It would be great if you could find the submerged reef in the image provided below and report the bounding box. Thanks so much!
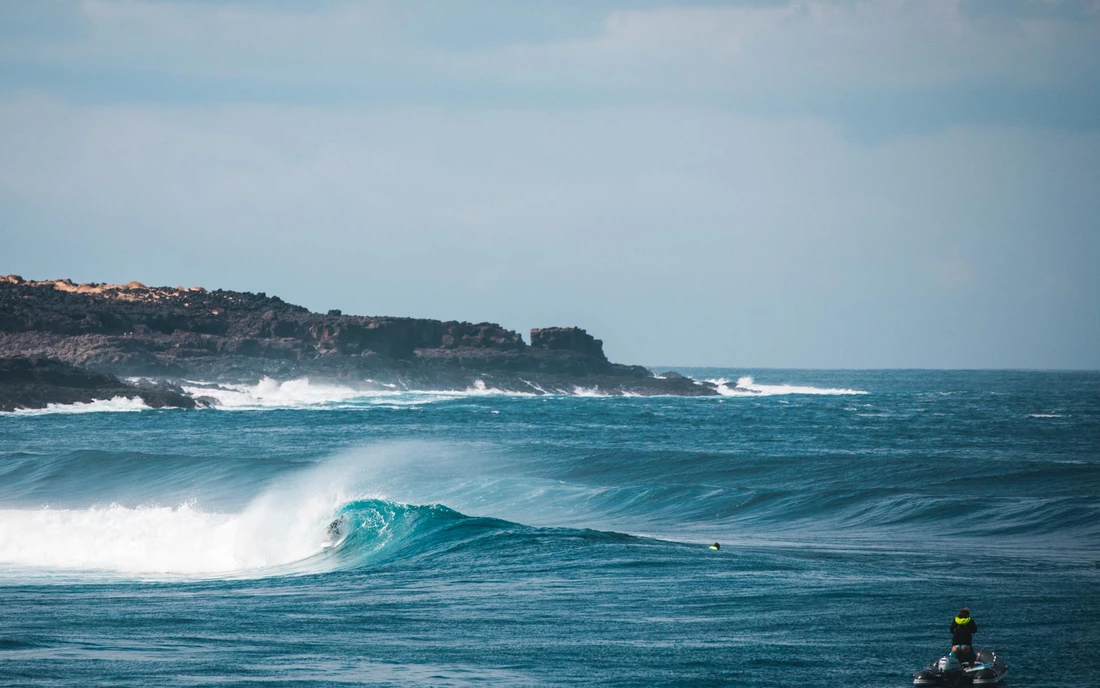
[0,275,719,399]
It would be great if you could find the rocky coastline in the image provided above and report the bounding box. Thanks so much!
[0,357,195,412]
[0,275,721,410]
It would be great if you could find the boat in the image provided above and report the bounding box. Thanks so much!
[913,648,1008,686]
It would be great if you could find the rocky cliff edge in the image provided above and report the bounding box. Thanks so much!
[0,275,717,396]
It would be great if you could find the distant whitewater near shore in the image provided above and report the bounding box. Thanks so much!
[710,375,868,397]
[10,396,154,416]
[10,372,870,414]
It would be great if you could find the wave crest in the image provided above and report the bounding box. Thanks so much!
[0,496,476,579]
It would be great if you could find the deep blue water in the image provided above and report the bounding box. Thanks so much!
[1,369,1098,686]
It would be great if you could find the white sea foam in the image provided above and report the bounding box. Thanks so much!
[180,377,546,410]
[182,377,364,409]
[570,386,646,397]
[711,376,868,397]
[464,380,535,397]
[572,386,609,397]
[1028,413,1065,418]
[519,379,551,394]
[0,466,363,577]
[8,396,152,416]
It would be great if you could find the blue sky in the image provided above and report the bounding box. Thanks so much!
[1,0,1098,368]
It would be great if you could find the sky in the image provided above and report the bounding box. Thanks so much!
[1,0,1098,369]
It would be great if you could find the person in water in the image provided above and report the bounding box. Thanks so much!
[949,608,978,664]
[327,518,342,540]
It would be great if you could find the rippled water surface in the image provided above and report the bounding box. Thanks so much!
[1,370,1097,686]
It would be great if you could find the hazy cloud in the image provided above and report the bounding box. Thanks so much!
[2,1,1098,131]
[1,1,1098,367]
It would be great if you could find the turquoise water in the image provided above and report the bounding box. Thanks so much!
[1,370,1098,686]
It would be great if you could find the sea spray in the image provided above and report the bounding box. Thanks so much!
[712,375,868,396]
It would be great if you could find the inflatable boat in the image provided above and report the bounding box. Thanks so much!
[913,648,1008,686]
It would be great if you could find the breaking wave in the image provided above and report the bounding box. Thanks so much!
[0,448,496,579]
[1,424,1096,582]
[178,377,604,410]
[181,377,365,409]
[712,376,868,397]
[9,396,152,416]
[0,497,481,579]
[0,442,656,581]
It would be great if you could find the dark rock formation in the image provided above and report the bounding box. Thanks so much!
[0,275,719,397]
[0,357,196,412]
[530,327,606,360]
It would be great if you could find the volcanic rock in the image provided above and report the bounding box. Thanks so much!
[0,276,719,397]
[0,357,196,412]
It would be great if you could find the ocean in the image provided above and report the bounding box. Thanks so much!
[1,369,1097,686]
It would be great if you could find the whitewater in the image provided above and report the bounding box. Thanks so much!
[1,369,1097,686]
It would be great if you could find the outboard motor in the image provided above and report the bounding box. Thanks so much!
[914,654,965,687]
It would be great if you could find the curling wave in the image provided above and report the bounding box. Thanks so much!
[0,496,492,579]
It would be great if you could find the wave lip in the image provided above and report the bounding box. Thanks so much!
[711,376,868,397]
[8,396,151,416]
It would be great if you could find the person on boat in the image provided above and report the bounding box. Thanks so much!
[949,608,978,664]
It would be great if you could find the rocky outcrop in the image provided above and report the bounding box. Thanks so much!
[0,276,523,358]
[0,357,196,412]
[0,276,719,396]
[530,327,606,361]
